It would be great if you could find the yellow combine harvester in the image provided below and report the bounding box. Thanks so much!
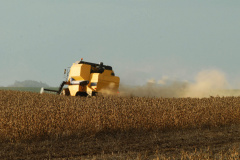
[40,59,120,96]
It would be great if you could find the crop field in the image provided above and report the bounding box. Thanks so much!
[0,87,58,93]
[1,90,240,159]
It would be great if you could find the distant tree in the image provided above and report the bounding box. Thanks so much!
[8,80,50,87]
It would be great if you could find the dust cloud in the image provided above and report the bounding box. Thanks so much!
[119,69,240,98]
[99,82,119,95]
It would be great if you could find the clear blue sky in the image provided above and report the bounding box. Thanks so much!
[1,0,240,87]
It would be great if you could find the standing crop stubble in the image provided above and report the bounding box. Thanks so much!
[1,90,240,142]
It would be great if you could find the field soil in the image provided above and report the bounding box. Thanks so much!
[1,125,240,159]
[1,90,240,159]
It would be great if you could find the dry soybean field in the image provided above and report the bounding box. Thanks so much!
[1,90,240,159]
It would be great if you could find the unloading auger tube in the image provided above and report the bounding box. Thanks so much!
[40,80,90,94]
[40,81,66,95]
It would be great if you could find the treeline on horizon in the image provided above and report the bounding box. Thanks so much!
[7,80,50,88]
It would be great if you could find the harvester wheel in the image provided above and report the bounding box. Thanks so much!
[61,88,70,96]
[76,92,88,97]
[92,92,98,96]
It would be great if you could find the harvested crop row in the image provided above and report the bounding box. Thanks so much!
[0,90,240,142]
